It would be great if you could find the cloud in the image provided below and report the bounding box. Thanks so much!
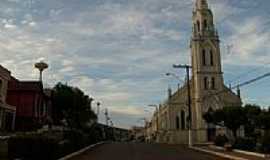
[0,0,270,128]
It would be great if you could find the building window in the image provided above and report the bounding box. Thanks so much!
[181,111,185,130]
[0,80,2,98]
[204,77,208,90]
[211,77,216,90]
[197,21,200,31]
[176,116,180,130]
[210,50,214,66]
[203,20,207,30]
[0,79,2,89]
[202,49,206,66]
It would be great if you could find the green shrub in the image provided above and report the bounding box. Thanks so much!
[8,133,59,160]
[259,132,270,153]
[8,130,101,160]
[214,135,228,147]
[233,137,256,151]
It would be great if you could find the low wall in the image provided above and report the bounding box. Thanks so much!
[0,136,9,159]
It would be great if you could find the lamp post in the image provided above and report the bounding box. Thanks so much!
[105,108,109,126]
[35,61,48,83]
[173,64,193,147]
[148,104,159,142]
[137,117,146,140]
[96,102,101,120]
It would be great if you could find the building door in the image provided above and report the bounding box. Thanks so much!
[207,123,216,142]
[5,112,14,131]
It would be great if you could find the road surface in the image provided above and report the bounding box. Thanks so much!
[69,142,228,160]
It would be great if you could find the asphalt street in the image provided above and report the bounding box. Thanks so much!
[69,142,229,160]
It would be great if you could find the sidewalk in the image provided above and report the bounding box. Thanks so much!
[191,146,269,160]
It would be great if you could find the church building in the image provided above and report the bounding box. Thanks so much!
[149,0,242,144]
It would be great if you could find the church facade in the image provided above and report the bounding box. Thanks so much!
[147,0,242,144]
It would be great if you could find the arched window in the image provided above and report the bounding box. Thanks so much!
[204,77,208,90]
[202,49,206,66]
[197,21,200,32]
[181,111,185,130]
[176,116,180,130]
[211,77,215,90]
[0,80,2,97]
[203,20,207,30]
[210,50,214,66]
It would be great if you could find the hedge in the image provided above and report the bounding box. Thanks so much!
[8,130,99,160]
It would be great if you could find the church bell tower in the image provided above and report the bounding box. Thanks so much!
[191,0,225,142]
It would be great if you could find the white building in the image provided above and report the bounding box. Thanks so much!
[147,0,242,144]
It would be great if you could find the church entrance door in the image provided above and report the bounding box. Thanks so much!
[207,123,216,142]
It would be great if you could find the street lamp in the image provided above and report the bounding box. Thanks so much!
[165,72,185,84]
[173,64,193,147]
[148,104,159,142]
[96,102,101,118]
[35,61,48,83]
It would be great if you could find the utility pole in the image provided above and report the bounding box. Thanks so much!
[173,64,192,147]
[105,108,109,126]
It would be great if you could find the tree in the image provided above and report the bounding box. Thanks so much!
[203,106,246,138]
[243,104,261,137]
[223,106,246,138]
[257,111,270,130]
[52,83,97,129]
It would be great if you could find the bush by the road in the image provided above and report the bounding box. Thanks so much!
[214,135,228,147]
[8,129,102,160]
[233,137,256,151]
[8,133,59,160]
[258,131,270,153]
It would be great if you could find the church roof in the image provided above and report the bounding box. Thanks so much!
[161,79,241,109]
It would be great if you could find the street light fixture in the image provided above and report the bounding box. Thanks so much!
[96,102,101,116]
[35,61,48,83]
[165,72,185,84]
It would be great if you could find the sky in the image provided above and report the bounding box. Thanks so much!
[0,0,270,129]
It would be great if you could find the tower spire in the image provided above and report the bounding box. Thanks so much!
[196,0,209,10]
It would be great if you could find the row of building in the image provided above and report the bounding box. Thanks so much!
[0,65,51,132]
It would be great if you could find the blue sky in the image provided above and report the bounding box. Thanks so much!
[0,0,270,128]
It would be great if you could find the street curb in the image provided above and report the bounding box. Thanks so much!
[209,145,269,158]
[233,149,268,158]
[190,146,249,160]
[58,142,105,160]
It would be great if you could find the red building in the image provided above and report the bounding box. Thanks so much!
[0,66,16,131]
[6,77,52,131]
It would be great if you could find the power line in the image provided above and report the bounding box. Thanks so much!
[202,72,270,102]
[226,67,263,85]
[226,60,270,85]
[236,72,270,89]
